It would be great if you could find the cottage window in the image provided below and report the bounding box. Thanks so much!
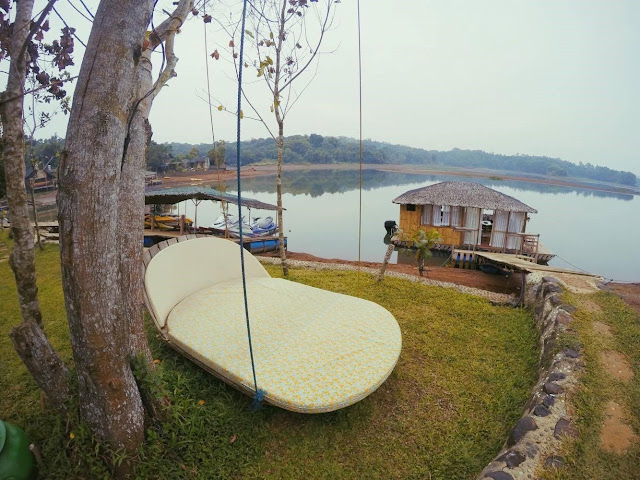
[406,204,416,212]
[422,205,432,225]
[451,206,461,227]
[432,205,450,226]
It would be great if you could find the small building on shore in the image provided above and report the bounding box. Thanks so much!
[392,181,553,263]
[184,156,210,170]
[25,162,57,191]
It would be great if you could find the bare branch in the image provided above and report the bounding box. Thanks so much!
[52,5,88,47]
[148,0,193,50]
[280,0,334,92]
[66,0,94,22]
[76,0,95,19]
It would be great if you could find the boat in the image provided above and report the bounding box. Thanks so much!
[248,216,278,237]
[211,214,278,238]
[144,213,193,231]
[143,186,286,254]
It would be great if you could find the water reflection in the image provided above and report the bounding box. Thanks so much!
[237,169,635,201]
[31,168,639,282]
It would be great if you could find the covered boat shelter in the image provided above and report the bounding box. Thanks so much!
[145,185,279,230]
[145,185,279,210]
[392,181,550,261]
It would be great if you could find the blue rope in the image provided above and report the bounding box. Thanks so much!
[235,0,264,410]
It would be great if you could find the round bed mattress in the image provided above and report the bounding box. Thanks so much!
[166,277,402,413]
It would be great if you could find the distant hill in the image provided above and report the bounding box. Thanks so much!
[168,134,637,187]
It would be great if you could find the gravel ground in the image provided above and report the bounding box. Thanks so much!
[259,257,515,305]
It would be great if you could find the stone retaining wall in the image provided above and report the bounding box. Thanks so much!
[478,274,583,480]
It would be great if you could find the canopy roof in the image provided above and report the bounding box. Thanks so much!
[393,181,537,213]
[145,186,279,211]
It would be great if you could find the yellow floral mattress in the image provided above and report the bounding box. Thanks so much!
[166,277,402,413]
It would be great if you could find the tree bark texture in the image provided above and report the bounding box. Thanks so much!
[10,320,71,413]
[1,0,71,412]
[121,0,193,360]
[0,0,43,329]
[273,2,288,276]
[29,180,44,250]
[275,126,288,276]
[57,0,155,451]
[377,242,395,282]
[118,42,153,364]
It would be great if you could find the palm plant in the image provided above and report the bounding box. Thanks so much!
[409,228,442,276]
[377,227,442,281]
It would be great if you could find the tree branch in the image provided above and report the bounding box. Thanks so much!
[146,0,193,97]
[18,0,58,62]
[0,76,78,105]
[280,0,334,92]
[148,0,193,50]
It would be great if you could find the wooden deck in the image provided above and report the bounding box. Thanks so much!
[453,249,598,277]
[144,229,285,254]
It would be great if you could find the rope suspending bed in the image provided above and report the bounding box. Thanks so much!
[141,0,400,413]
[142,236,402,413]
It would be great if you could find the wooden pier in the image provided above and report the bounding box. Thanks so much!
[453,249,598,277]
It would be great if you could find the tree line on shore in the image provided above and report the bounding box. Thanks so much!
[167,134,637,186]
[1,132,635,201]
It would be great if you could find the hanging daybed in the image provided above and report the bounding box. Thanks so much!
[142,235,402,413]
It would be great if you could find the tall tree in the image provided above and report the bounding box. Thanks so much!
[56,0,194,452]
[146,140,173,170]
[0,0,73,414]
[223,0,336,275]
[207,139,226,169]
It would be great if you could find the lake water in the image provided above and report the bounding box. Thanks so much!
[173,169,639,282]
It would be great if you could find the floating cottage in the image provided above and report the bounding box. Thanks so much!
[392,181,554,263]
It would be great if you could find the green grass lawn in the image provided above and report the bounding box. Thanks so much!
[0,233,539,479]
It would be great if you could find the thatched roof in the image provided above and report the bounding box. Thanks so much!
[393,181,537,213]
[145,186,279,211]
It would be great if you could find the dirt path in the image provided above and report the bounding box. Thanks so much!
[608,283,640,316]
[259,250,523,296]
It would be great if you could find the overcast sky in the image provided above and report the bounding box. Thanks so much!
[32,1,640,174]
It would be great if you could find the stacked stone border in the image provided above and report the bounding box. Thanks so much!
[478,274,584,480]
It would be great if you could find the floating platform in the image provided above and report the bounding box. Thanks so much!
[453,250,598,277]
[144,229,286,254]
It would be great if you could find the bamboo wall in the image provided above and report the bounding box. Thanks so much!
[398,205,422,231]
[398,205,464,246]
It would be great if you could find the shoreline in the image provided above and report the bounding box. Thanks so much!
[31,163,637,208]
[158,163,639,196]
[27,163,639,294]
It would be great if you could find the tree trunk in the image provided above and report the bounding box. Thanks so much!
[275,123,288,276]
[10,320,71,413]
[377,242,395,282]
[0,0,44,330]
[29,180,44,250]
[57,0,155,452]
[119,47,154,365]
[0,0,71,412]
